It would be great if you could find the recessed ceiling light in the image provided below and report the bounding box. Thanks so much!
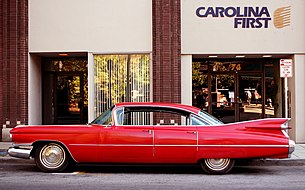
[236,55,245,58]
[208,55,218,58]
[58,53,68,56]
[263,55,272,58]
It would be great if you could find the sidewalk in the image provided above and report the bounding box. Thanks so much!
[0,142,305,166]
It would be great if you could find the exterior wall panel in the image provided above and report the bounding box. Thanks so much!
[181,0,305,54]
[29,0,152,53]
[152,0,181,103]
[0,0,28,140]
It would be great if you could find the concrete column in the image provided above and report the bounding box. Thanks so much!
[291,54,305,143]
[28,54,42,125]
[88,53,95,123]
[181,55,192,106]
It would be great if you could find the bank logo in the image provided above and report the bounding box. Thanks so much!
[273,6,291,29]
[196,6,291,29]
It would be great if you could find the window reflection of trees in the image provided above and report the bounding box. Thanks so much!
[212,75,234,91]
[192,62,208,88]
[94,54,150,117]
[56,76,81,112]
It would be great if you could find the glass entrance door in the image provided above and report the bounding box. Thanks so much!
[55,74,86,124]
[210,74,236,123]
[238,74,263,121]
[42,57,88,125]
[209,73,263,123]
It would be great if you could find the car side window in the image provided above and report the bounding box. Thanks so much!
[115,108,124,125]
[90,108,113,125]
[198,110,223,125]
[123,111,151,126]
[117,106,192,126]
[190,114,209,126]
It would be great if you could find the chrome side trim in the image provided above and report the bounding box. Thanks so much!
[8,146,33,159]
[69,144,154,147]
[69,144,290,148]
[197,144,289,148]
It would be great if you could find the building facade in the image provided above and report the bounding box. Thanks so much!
[1,0,305,143]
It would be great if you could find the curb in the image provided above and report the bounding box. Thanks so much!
[0,150,34,164]
[236,158,305,166]
[0,156,35,164]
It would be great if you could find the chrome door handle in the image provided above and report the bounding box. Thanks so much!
[187,131,197,134]
[143,130,152,135]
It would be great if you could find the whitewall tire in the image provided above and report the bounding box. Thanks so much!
[35,143,71,172]
[200,158,235,174]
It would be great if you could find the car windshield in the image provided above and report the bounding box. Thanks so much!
[198,110,223,125]
[90,107,113,125]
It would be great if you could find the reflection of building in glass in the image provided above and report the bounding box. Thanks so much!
[192,60,280,123]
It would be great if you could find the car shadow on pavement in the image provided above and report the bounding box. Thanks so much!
[72,164,266,175]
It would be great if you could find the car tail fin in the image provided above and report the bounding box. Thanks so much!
[244,118,290,130]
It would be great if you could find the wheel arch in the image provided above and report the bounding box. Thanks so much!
[30,140,77,163]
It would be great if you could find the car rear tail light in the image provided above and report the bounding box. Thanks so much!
[281,120,290,135]
[288,139,295,158]
[280,121,289,129]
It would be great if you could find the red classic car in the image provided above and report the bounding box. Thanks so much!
[9,102,295,174]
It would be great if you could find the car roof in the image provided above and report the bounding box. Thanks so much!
[115,102,201,114]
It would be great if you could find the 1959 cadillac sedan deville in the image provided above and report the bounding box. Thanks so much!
[9,102,295,174]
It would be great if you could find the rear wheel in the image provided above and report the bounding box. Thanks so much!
[200,158,234,174]
[35,143,71,172]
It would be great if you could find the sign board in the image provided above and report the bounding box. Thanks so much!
[181,0,305,54]
[280,59,293,78]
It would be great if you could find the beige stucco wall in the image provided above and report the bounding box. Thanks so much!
[28,0,152,125]
[181,0,305,54]
[29,0,152,53]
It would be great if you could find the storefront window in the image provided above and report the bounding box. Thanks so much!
[192,59,282,123]
[94,54,150,117]
[192,62,208,110]
[43,58,87,72]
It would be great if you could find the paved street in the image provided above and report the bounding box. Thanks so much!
[1,142,305,189]
[0,161,305,190]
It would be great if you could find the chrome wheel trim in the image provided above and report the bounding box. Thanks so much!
[204,158,231,171]
[39,144,66,169]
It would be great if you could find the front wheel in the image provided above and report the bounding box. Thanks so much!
[35,143,71,172]
[200,158,235,174]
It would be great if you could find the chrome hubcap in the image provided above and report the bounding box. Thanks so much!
[40,144,65,169]
[204,158,231,171]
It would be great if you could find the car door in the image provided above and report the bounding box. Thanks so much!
[154,125,198,163]
[99,107,154,163]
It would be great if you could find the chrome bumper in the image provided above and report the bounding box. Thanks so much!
[288,139,295,158]
[8,145,33,159]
